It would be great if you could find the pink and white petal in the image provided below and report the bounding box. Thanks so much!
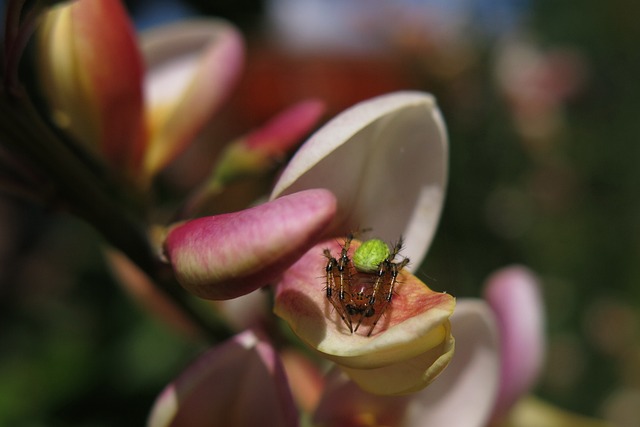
[165,189,336,300]
[148,330,297,427]
[141,19,244,176]
[39,0,146,172]
[404,300,500,427]
[271,91,448,270]
[483,265,545,419]
[274,238,454,375]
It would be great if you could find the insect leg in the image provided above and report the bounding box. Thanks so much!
[366,258,409,337]
[324,249,353,332]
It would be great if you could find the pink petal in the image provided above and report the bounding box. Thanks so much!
[148,330,297,427]
[483,265,545,419]
[274,237,455,394]
[271,92,448,271]
[141,19,244,176]
[244,99,325,152]
[207,99,326,187]
[165,189,336,300]
[405,300,501,427]
[38,0,146,173]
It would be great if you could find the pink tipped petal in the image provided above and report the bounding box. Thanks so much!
[148,330,297,427]
[141,19,244,176]
[245,99,325,152]
[209,99,326,186]
[274,238,455,395]
[38,0,146,172]
[165,189,337,300]
[405,300,501,427]
[271,91,448,270]
[483,265,545,419]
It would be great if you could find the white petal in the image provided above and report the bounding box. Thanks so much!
[271,91,448,269]
[404,300,500,427]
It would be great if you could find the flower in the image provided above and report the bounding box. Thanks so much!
[268,91,454,395]
[37,0,244,183]
[275,237,455,395]
[33,0,332,305]
[149,91,457,424]
[305,266,610,427]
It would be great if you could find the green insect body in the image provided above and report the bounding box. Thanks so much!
[353,239,390,273]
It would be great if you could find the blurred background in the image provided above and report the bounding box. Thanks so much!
[1,0,639,425]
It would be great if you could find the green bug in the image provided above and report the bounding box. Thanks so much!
[323,233,409,336]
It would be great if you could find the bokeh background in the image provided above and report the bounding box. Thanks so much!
[1,0,639,425]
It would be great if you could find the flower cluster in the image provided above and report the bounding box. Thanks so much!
[0,1,612,426]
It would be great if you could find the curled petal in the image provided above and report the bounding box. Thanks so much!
[271,91,448,270]
[404,300,501,427]
[483,265,545,419]
[38,0,146,173]
[165,189,336,300]
[245,98,325,152]
[148,330,297,427]
[141,19,244,177]
[274,238,455,395]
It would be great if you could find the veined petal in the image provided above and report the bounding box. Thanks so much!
[271,91,448,270]
[38,0,146,173]
[404,300,501,427]
[141,19,244,177]
[165,189,336,300]
[484,266,545,419]
[274,238,455,395]
[147,330,297,427]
